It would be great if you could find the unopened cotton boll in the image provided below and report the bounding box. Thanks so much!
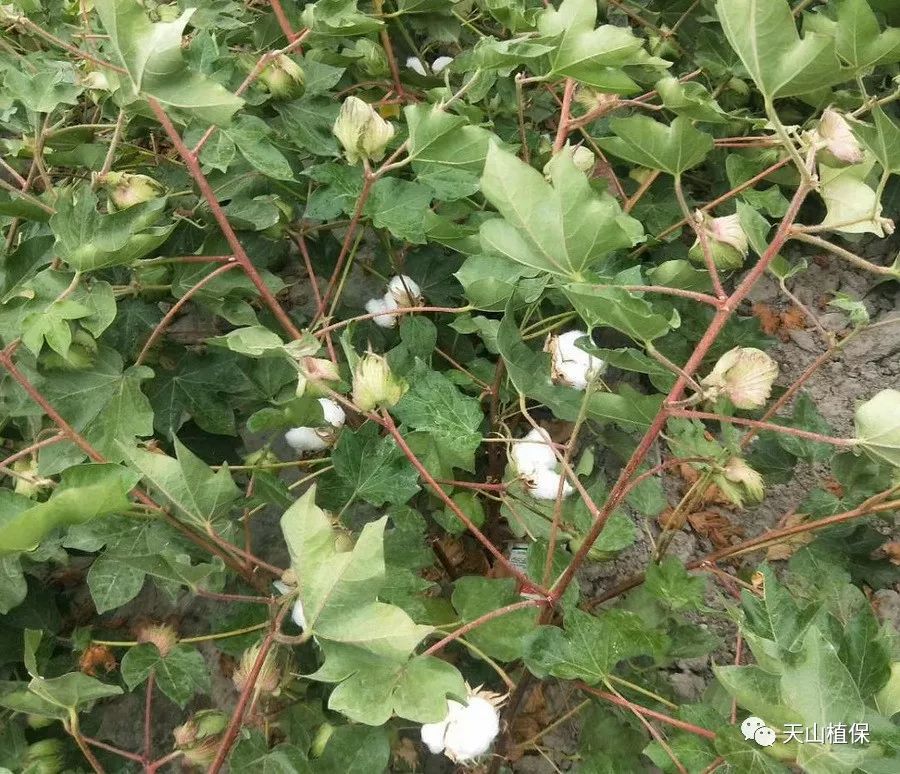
[406,56,428,76]
[365,294,400,328]
[431,56,454,74]
[525,468,574,501]
[510,427,558,475]
[546,330,605,390]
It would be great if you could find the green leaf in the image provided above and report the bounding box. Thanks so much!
[451,577,539,661]
[224,116,294,181]
[714,727,791,773]
[780,625,865,727]
[281,489,462,723]
[324,424,419,508]
[715,0,840,99]
[50,185,174,271]
[854,107,900,173]
[655,76,728,123]
[536,0,665,92]
[317,647,465,725]
[230,732,311,774]
[405,104,497,199]
[806,0,900,73]
[714,664,798,728]
[21,298,90,358]
[645,557,706,611]
[594,115,714,175]
[119,439,239,527]
[817,157,888,236]
[394,368,482,473]
[208,326,287,357]
[524,608,667,683]
[479,145,643,279]
[454,255,546,312]
[95,0,243,124]
[363,178,433,244]
[315,725,389,774]
[0,465,134,553]
[0,673,122,720]
[563,282,672,343]
[121,643,209,708]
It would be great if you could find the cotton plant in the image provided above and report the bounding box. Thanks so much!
[406,55,454,76]
[364,274,424,328]
[283,398,346,453]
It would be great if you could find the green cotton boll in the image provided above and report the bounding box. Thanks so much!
[101,171,165,211]
[854,389,900,468]
[23,739,66,774]
[688,212,749,270]
[259,55,306,100]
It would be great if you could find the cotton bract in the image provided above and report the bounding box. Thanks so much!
[420,693,502,762]
[284,398,346,452]
[546,330,605,390]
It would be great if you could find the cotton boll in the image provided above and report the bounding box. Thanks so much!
[317,398,345,428]
[406,57,427,76]
[442,696,501,762]
[431,56,454,74]
[365,294,400,328]
[284,426,329,452]
[547,330,605,390]
[387,274,423,307]
[510,427,558,475]
[525,468,574,501]
[420,701,463,755]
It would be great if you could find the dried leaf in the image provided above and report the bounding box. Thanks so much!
[766,511,814,560]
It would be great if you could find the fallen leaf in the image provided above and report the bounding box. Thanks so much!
[880,541,900,566]
[79,644,117,676]
[687,510,743,548]
[766,511,813,560]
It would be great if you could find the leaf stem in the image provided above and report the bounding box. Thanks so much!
[666,408,856,446]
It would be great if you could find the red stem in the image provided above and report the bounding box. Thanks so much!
[147,99,302,340]
[208,628,278,773]
[136,261,238,365]
[552,79,576,152]
[81,737,144,764]
[424,599,545,655]
[0,432,65,469]
[143,671,154,763]
[667,409,855,447]
[578,683,716,740]
[381,411,549,596]
[314,305,470,336]
[268,0,300,41]
[551,175,813,600]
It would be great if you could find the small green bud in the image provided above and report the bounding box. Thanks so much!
[259,54,305,100]
[351,39,389,78]
[352,352,407,411]
[332,96,395,166]
[173,710,228,767]
[310,722,335,758]
[101,171,165,210]
[23,738,66,774]
[688,212,749,270]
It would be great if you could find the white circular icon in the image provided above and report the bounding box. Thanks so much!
[740,716,766,740]
[754,726,777,747]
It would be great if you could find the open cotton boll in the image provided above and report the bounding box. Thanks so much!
[387,274,423,307]
[510,427,558,475]
[431,56,454,74]
[442,696,501,762]
[546,330,605,390]
[318,397,345,428]
[525,468,574,501]
[421,693,501,762]
[284,398,346,452]
[274,581,307,630]
[406,57,427,76]
[284,426,328,452]
[365,294,400,328]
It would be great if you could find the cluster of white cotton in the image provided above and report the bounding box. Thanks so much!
[510,427,574,501]
[364,274,424,328]
[283,398,346,453]
[406,56,454,76]
[545,330,605,390]
[420,688,503,763]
